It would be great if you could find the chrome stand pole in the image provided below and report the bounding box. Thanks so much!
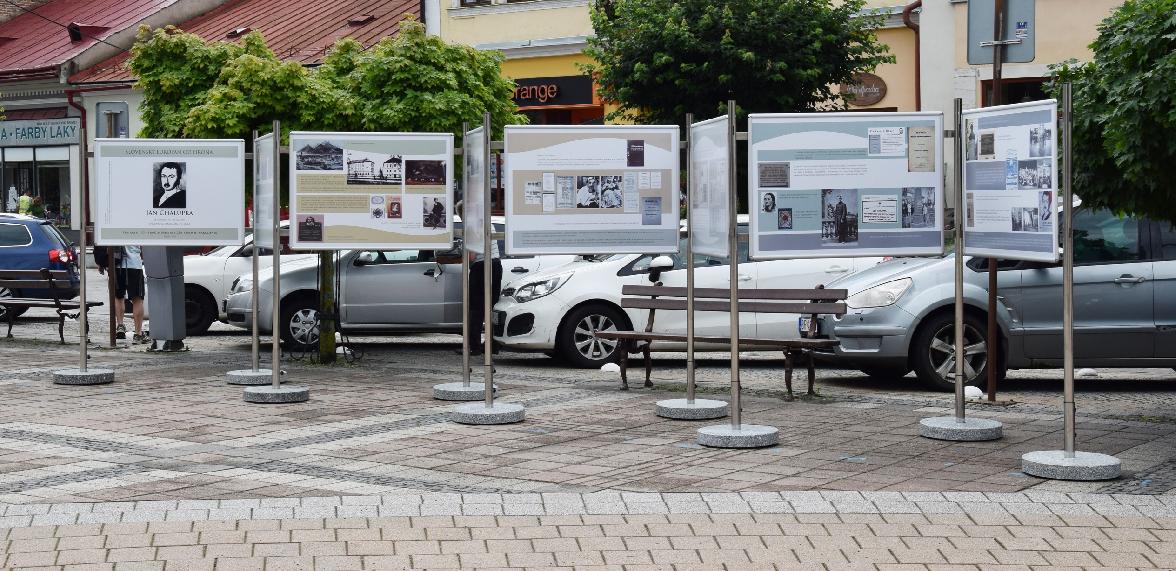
[685,113,696,404]
[726,100,741,430]
[270,120,282,390]
[953,99,966,422]
[482,112,494,408]
[78,132,89,372]
[251,129,260,373]
[1062,83,1076,457]
[461,121,471,388]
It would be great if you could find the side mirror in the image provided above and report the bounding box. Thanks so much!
[354,252,378,266]
[648,255,674,283]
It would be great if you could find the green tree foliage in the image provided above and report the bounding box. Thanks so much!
[129,19,523,361]
[1049,0,1176,224]
[584,0,893,124]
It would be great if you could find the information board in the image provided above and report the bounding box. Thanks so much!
[254,132,276,249]
[93,139,245,246]
[463,126,486,254]
[962,100,1059,262]
[689,116,731,258]
[503,126,680,255]
[288,132,454,250]
[748,113,944,259]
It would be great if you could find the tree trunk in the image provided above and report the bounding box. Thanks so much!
[317,251,336,364]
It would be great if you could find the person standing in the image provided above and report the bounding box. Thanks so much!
[115,246,147,344]
[833,195,849,243]
[465,240,502,355]
[17,191,31,215]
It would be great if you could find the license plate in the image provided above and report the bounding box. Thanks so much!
[798,316,813,336]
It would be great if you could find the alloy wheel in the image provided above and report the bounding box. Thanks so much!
[573,314,618,360]
[928,322,987,384]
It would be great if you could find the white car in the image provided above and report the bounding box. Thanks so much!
[183,222,315,335]
[493,220,885,367]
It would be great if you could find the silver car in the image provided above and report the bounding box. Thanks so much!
[815,208,1176,389]
[224,225,573,348]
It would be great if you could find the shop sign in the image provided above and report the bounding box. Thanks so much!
[841,73,887,107]
[512,75,594,108]
[0,118,81,147]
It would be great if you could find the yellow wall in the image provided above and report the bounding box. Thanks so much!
[499,54,591,80]
[846,26,918,111]
[441,4,592,47]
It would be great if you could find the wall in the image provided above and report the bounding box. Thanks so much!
[441,0,591,47]
[850,26,918,111]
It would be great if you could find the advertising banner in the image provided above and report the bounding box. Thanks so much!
[254,132,276,249]
[689,115,730,258]
[463,126,486,254]
[748,113,944,259]
[962,100,1059,262]
[93,139,245,246]
[288,132,454,250]
[503,126,680,255]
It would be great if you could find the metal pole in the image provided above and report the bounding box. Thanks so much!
[482,112,494,408]
[1062,83,1075,457]
[726,99,741,430]
[77,132,90,372]
[271,120,282,390]
[986,0,1007,403]
[685,113,695,404]
[953,99,966,422]
[107,246,117,347]
[461,121,471,388]
[251,129,260,372]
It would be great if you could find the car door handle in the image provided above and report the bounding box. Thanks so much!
[423,269,437,277]
[826,265,850,273]
[738,275,752,282]
[1113,275,1146,284]
[510,267,528,274]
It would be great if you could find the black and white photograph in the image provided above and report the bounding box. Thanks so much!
[574,175,624,209]
[152,161,186,209]
[901,187,936,229]
[556,176,576,209]
[1029,124,1053,157]
[965,119,978,161]
[758,162,791,188]
[295,141,343,171]
[1039,191,1053,231]
[761,191,776,213]
[1018,158,1053,189]
[406,160,446,186]
[344,150,402,185]
[422,196,447,229]
[297,214,323,242]
[966,193,976,228]
[387,195,402,219]
[978,131,996,160]
[821,188,859,245]
[778,207,793,230]
[1010,206,1040,232]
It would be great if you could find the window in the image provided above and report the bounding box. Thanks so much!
[0,223,32,247]
[1071,209,1142,264]
[1159,223,1176,261]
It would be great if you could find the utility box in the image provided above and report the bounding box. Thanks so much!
[143,246,186,343]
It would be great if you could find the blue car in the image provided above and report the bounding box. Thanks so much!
[0,213,81,319]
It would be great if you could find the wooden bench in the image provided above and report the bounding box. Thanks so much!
[0,269,103,344]
[595,284,847,396]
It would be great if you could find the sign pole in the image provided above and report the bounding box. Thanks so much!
[230,130,278,385]
[696,100,777,448]
[1021,83,1119,479]
[251,129,261,373]
[462,122,472,390]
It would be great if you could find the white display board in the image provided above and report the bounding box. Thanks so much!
[253,132,276,249]
[503,125,681,255]
[288,132,454,250]
[748,113,944,259]
[93,139,245,246]
[689,116,731,258]
[463,126,486,254]
[962,100,1059,262]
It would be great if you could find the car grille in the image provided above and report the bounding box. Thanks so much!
[493,311,506,337]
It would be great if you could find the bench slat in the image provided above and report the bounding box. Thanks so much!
[0,280,59,289]
[0,270,71,280]
[621,284,847,300]
[0,298,102,308]
[621,297,846,315]
[595,331,838,348]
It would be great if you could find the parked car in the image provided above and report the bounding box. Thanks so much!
[493,219,885,368]
[814,208,1176,389]
[183,222,315,335]
[223,223,575,348]
[0,213,79,320]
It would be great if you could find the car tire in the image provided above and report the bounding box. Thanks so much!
[911,311,1004,391]
[279,294,320,351]
[858,365,911,380]
[0,288,27,321]
[556,303,630,368]
[183,286,216,336]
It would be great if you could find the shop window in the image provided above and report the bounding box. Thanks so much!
[982,78,1048,106]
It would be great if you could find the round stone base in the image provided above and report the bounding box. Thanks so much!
[1022,450,1121,481]
[52,368,114,386]
[919,416,1003,441]
[656,398,729,420]
[450,402,525,425]
[226,369,277,386]
[433,382,496,401]
[697,424,779,448]
[243,385,309,404]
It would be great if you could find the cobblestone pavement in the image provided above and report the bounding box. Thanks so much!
[1,270,1175,568]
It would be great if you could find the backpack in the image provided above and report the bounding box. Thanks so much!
[94,246,125,270]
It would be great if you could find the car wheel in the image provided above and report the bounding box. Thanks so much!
[183,286,216,336]
[280,295,320,350]
[858,365,911,380]
[557,303,629,368]
[0,287,26,321]
[911,311,1002,391]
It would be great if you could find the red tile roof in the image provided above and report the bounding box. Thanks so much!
[3,107,68,119]
[71,0,420,84]
[0,0,181,81]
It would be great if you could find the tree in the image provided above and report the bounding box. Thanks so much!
[1049,0,1176,224]
[584,0,893,124]
[130,20,524,362]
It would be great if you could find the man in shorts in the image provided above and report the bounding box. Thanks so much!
[115,246,147,343]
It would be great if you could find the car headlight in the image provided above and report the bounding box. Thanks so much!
[846,278,912,309]
[513,272,573,303]
[231,277,253,294]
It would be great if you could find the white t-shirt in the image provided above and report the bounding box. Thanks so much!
[118,246,143,270]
